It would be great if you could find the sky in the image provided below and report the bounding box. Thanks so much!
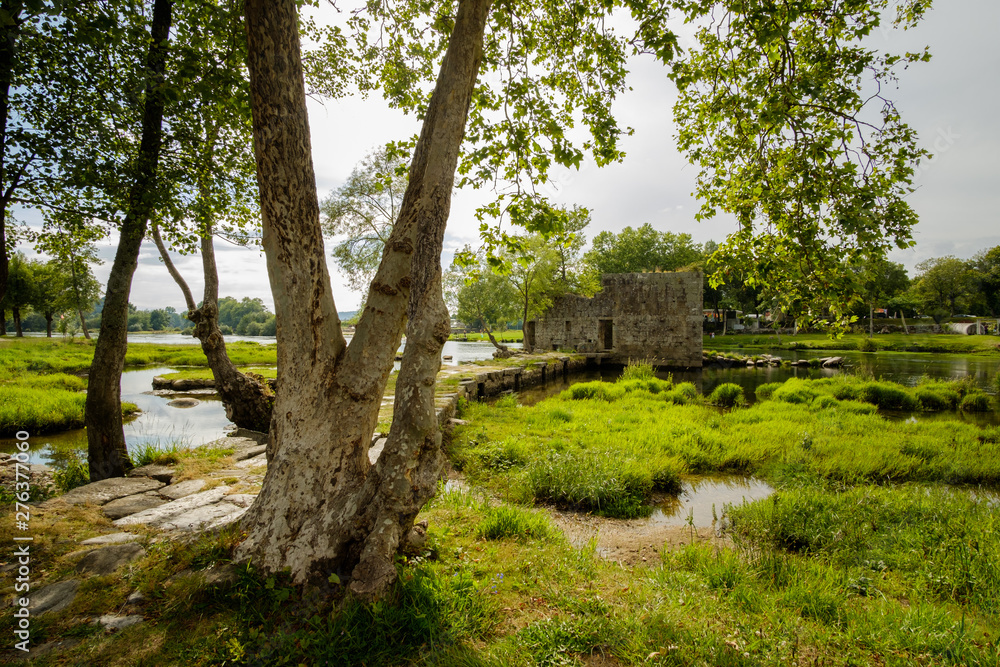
[21,0,1000,312]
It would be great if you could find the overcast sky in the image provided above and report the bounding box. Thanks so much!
[25,0,1000,312]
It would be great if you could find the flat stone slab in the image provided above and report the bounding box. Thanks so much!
[234,454,267,469]
[113,487,230,528]
[159,479,207,500]
[49,477,165,507]
[234,445,267,461]
[128,464,175,484]
[156,501,248,532]
[102,495,168,520]
[369,438,387,464]
[96,614,144,632]
[79,533,140,546]
[222,493,256,508]
[28,580,80,616]
[75,544,146,576]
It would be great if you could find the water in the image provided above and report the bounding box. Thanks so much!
[651,475,775,528]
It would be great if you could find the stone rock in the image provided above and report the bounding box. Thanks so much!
[96,614,144,632]
[49,477,164,507]
[128,464,175,484]
[448,418,470,426]
[234,454,267,469]
[167,397,200,408]
[79,533,140,546]
[75,544,146,576]
[159,479,207,500]
[229,428,269,445]
[222,493,256,508]
[822,356,844,368]
[113,486,230,529]
[201,564,239,587]
[101,495,168,520]
[124,590,147,610]
[171,378,215,391]
[233,445,267,461]
[28,580,80,616]
[156,501,248,532]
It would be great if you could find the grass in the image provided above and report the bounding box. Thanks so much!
[705,332,1000,356]
[451,374,1000,518]
[7,478,998,666]
[450,330,524,342]
[0,383,138,436]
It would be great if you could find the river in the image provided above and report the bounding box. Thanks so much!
[4,337,997,465]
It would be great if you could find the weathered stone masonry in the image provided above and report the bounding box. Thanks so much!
[526,272,703,368]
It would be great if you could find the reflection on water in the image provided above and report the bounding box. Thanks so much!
[651,475,774,528]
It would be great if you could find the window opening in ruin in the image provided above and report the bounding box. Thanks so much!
[599,319,613,351]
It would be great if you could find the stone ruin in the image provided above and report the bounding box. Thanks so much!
[526,271,703,367]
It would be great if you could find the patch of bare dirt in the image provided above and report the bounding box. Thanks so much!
[546,508,730,566]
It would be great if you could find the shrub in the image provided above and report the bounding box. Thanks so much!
[857,337,878,352]
[54,454,90,492]
[916,387,960,411]
[476,505,552,541]
[858,381,919,411]
[620,360,655,381]
[960,392,993,413]
[755,382,782,401]
[708,383,745,408]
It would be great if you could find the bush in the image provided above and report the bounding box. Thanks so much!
[755,382,782,401]
[708,383,745,408]
[620,360,655,381]
[916,387,960,411]
[857,337,878,352]
[960,392,993,413]
[54,454,90,492]
[858,381,919,411]
[476,505,552,541]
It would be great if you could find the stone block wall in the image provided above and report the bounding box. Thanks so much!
[529,271,702,367]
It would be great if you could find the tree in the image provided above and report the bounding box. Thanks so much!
[550,205,598,296]
[911,256,973,319]
[970,246,1000,317]
[36,222,104,339]
[585,224,703,275]
[453,249,520,351]
[504,235,559,349]
[85,0,173,482]
[233,0,927,601]
[149,309,168,330]
[671,0,930,331]
[28,259,65,337]
[321,146,408,292]
[855,258,909,335]
[1,252,33,336]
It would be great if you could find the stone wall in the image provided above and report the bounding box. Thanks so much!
[528,272,703,367]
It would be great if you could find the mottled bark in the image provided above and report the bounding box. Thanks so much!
[0,0,19,305]
[151,221,273,432]
[237,0,492,597]
[84,0,172,482]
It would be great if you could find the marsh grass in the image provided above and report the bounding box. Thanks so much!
[706,332,1000,356]
[0,384,139,436]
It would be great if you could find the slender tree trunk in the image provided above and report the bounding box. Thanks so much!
[0,307,5,335]
[0,1,20,306]
[12,305,21,336]
[84,0,172,482]
[67,249,92,339]
[237,0,492,597]
[869,305,874,338]
[901,310,910,334]
[151,222,273,432]
[45,314,52,337]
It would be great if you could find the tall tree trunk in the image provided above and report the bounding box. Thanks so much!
[12,305,21,336]
[45,314,52,337]
[0,1,20,306]
[1,307,6,335]
[66,248,92,339]
[151,221,274,432]
[236,0,491,597]
[84,0,172,482]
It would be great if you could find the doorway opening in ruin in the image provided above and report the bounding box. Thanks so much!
[599,319,614,351]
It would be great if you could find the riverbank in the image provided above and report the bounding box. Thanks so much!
[3,369,998,665]
[706,331,1000,356]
